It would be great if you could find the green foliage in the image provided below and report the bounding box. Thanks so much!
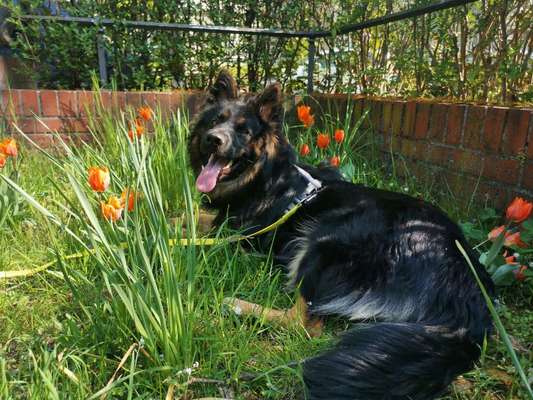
[6,1,532,103]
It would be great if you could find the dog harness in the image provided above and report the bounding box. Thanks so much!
[283,165,323,214]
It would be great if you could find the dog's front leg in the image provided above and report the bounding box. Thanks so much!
[224,295,323,337]
[171,209,217,235]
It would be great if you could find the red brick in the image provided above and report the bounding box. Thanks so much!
[400,138,417,159]
[380,101,392,134]
[33,117,65,133]
[381,131,391,150]
[40,90,58,117]
[402,101,416,137]
[78,91,95,117]
[445,172,478,201]
[353,99,365,122]
[503,109,530,156]
[97,91,113,111]
[415,141,429,162]
[477,182,511,209]
[522,163,533,191]
[125,91,142,110]
[446,105,465,145]
[428,145,452,166]
[111,91,126,111]
[58,91,78,117]
[451,149,483,175]
[19,89,40,116]
[428,103,448,142]
[170,91,184,110]
[391,101,404,136]
[369,101,382,132]
[12,118,35,134]
[156,92,172,116]
[61,118,89,133]
[391,137,402,153]
[483,107,506,153]
[26,133,56,148]
[185,91,208,117]
[463,106,486,150]
[1,90,18,115]
[414,103,431,139]
[483,156,520,184]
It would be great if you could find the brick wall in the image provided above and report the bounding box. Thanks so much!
[0,89,206,148]
[1,89,532,207]
[312,95,532,208]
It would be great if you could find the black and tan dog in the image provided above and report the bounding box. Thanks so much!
[188,71,495,400]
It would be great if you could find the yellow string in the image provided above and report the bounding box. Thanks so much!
[0,204,302,280]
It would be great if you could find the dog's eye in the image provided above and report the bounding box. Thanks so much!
[236,124,250,136]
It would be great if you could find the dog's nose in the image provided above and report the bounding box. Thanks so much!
[202,132,226,150]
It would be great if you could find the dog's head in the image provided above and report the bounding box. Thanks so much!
[189,71,292,200]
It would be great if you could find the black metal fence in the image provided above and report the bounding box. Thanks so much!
[19,0,477,94]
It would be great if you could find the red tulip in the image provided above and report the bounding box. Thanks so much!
[506,197,533,223]
[0,137,17,157]
[138,106,153,122]
[488,225,505,241]
[297,105,315,128]
[504,231,527,248]
[300,144,310,156]
[88,166,110,192]
[101,196,123,221]
[330,155,340,167]
[317,133,330,149]
[334,129,345,144]
[120,189,137,212]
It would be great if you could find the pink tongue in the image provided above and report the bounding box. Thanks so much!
[196,156,223,193]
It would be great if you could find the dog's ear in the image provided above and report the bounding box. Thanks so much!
[208,70,238,103]
[253,83,282,122]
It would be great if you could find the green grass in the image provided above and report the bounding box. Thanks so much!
[0,101,531,399]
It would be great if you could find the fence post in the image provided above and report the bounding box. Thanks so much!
[96,27,107,85]
[307,38,315,94]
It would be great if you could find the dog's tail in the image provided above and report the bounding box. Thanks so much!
[303,322,482,400]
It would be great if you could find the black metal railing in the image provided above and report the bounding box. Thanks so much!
[18,0,477,94]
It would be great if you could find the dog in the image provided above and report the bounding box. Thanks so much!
[188,71,495,400]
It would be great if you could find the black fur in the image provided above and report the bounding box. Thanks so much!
[189,71,495,400]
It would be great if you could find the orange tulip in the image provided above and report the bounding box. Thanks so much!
[505,197,533,223]
[120,189,136,212]
[297,105,315,128]
[505,254,517,264]
[330,155,340,167]
[334,129,345,144]
[128,120,145,141]
[0,153,6,168]
[300,144,310,156]
[504,231,527,248]
[488,225,506,241]
[101,196,123,222]
[513,265,527,281]
[0,137,17,157]
[138,106,153,121]
[88,166,110,192]
[316,133,330,149]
